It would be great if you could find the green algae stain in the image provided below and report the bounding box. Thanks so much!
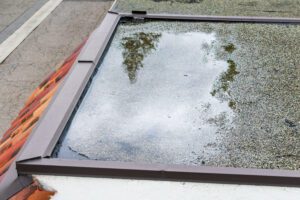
[122,32,161,83]
[210,59,239,110]
[228,100,236,109]
[223,43,236,54]
[210,43,238,110]
[220,59,239,92]
[210,89,217,96]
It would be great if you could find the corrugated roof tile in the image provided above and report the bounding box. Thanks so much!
[0,40,86,198]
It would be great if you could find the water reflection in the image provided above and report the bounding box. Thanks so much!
[122,32,161,83]
[55,21,300,170]
[56,28,232,166]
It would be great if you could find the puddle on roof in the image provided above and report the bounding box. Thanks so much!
[54,21,300,170]
[122,32,161,83]
[113,0,300,18]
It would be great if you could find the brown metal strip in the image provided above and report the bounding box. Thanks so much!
[78,12,120,63]
[119,12,300,24]
[17,12,121,162]
[17,158,300,187]
[17,62,95,162]
[0,176,33,200]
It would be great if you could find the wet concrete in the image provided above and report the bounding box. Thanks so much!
[113,0,300,18]
[55,20,300,170]
[0,0,38,32]
[0,1,113,135]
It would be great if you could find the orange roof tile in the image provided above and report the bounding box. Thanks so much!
[9,180,55,200]
[0,40,86,194]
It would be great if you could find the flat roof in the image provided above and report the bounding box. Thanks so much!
[1,2,300,198]
[15,11,300,188]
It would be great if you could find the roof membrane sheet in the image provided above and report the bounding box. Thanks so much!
[53,20,300,170]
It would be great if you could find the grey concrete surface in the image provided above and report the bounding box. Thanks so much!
[0,0,38,32]
[0,0,48,44]
[0,0,113,135]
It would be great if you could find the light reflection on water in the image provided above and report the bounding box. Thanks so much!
[56,28,234,165]
[55,21,300,170]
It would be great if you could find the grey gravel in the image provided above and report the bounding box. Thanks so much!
[113,0,300,18]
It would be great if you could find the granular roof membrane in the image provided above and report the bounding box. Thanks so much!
[114,0,300,18]
[54,20,300,170]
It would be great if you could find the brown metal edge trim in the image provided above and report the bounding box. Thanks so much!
[118,12,300,24]
[17,158,300,187]
[16,62,95,162]
[78,13,120,63]
[42,14,120,157]
[0,173,33,200]
[17,12,120,162]
[0,164,16,192]
[0,11,120,200]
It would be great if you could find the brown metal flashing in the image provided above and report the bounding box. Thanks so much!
[1,11,119,200]
[119,12,300,24]
[15,11,300,189]
[17,158,300,187]
[0,174,32,200]
[0,164,19,199]
[17,12,120,162]
[17,62,95,162]
[78,13,120,63]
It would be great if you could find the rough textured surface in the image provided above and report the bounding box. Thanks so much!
[0,0,112,136]
[113,0,300,17]
[55,20,300,170]
[0,0,38,32]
